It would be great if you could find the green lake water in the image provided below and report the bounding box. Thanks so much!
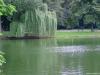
[0,38,100,75]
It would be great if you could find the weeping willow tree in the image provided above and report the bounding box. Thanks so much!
[4,0,57,37]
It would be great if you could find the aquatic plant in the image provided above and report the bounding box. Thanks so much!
[0,51,5,66]
[4,0,57,37]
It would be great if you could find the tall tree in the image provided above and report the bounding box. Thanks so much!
[0,0,16,32]
[70,0,100,31]
[4,0,43,21]
[43,0,65,26]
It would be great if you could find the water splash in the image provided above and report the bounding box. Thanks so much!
[53,46,87,54]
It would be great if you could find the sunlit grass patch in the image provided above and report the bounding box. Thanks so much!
[0,33,2,36]
[56,30,100,39]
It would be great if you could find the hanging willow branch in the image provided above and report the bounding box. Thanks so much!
[4,0,57,37]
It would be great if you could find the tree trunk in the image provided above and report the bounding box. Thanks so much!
[91,23,94,32]
[78,15,85,32]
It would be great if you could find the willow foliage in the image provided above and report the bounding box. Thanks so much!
[4,0,57,37]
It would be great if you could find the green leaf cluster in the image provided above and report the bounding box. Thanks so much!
[0,51,6,66]
[0,0,16,16]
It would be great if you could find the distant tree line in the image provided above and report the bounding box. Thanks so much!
[43,0,100,31]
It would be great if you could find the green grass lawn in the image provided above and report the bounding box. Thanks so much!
[56,30,100,39]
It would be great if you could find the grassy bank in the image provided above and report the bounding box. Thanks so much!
[56,30,100,39]
[1,30,100,39]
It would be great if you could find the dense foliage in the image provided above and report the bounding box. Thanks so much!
[68,0,100,30]
[0,0,16,31]
[43,0,100,30]
[1,0,100,32]
[4,0,57,37]
[43,0,65,26]
[0,0,16,16]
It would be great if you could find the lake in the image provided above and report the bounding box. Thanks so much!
[0,38,100,75]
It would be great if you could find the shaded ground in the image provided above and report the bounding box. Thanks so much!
[0,32,53,40]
